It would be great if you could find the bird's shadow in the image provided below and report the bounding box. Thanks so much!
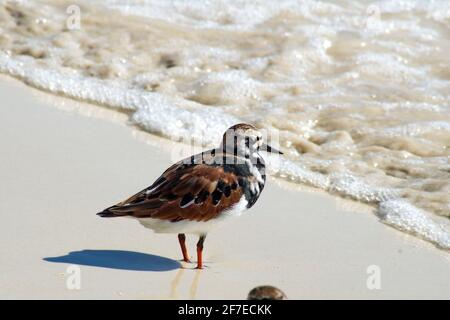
[44,249,181,272]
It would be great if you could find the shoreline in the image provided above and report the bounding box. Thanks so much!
[0,75,449,299]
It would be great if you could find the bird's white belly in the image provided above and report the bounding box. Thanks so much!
[137,197,248,235]
[138,217,221,235]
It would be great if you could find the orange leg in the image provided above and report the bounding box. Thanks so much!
[178,233,190,263]
[196,234,206,269]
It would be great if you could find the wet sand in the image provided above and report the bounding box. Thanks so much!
[0,76,449,299]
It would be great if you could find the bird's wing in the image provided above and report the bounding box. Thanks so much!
[99,156,244,222]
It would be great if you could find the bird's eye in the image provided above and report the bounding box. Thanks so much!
[256,136,261,141]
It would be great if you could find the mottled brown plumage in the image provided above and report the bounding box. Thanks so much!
[100,151,242,223]
[97,123,283,269]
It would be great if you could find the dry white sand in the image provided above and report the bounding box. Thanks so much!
[0,76,449,299]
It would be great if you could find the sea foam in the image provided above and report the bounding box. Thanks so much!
[0,0,449,249]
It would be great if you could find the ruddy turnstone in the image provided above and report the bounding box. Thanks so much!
[97,123,282,269]
[247,285,287,300]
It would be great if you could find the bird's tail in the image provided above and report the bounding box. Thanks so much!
[96,209,117,217]
[96,206,128,218]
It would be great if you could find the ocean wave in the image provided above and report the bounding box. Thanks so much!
[0,0,449,249]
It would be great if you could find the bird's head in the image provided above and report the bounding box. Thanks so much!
[221,123,283,157]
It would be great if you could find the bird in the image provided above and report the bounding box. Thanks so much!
[247,285,287,300]
[97,123,283,269]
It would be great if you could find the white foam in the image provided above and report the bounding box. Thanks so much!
[98,0,343,30]
[1,0,449,251]
[379,199,450,249]
[0,52,238,144]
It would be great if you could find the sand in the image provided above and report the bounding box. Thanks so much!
[0,76,449,299]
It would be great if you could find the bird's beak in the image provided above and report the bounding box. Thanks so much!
[260,143,283,154]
